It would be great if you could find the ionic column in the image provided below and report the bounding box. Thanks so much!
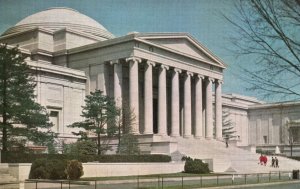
[171,68,181,137]
[144,60,155,134]
[158,65,169,136]
[126,57,141,134]
[195,74,204,139]
[110,60,122,108]
[215,79,223,140]
[205,77,214,139]
[184,71,193,138]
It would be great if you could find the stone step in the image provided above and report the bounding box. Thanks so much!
[177,138,300,173]
[0,165,18,184]
[0,183,20,189]
[0,176,17,182]
[0,169,9,174]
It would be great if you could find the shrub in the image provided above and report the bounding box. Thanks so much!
[29,158,67,180]
[64,140,97,156]
[65,160,84,180]
[118,134,140,155]
[2,152,171,163]
[184,157,209,174]
[29,159,49,179]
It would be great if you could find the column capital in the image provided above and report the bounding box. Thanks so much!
[207,77,215,82]
[216,79,224,85]
[185,71,193,77]
[146,60,156,67]
[196,74,205,79]
[126,56,142,63]
[160,64,169,70]
[109,59,120,65]
[173,68,182,73]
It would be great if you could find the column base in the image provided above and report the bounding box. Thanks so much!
[205,136,213,140]
[132,131,140,135]
[183,135,192,138]
[143,131,154,135]
[194,136,204,140]
[170,134,180,138]
[157,133,168,137]
[216,137,224,141]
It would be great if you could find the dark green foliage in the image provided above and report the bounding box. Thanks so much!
[118,133,140,155]
[29,158,67,180]
[117,101,140,155]
[289,156,300,161]
[0,44,55,152]
[68,90,119,155]
[29,159,49,179]
[65,160,84,180]
[64,140,97,156]
[2,152,171,163]
[184,157,209,174]
[256,149,273,155]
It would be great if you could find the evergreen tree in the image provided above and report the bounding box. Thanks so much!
[0,44,55,152]
[222,109,236,140]
[68,90,118,155]
[117,101,140,155]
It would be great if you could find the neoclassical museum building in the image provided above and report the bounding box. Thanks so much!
[1,7,300,156]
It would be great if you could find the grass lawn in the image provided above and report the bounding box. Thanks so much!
[80,172,225,181]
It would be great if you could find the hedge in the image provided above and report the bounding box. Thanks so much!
[183,156,210,174]
[1,152,171,163]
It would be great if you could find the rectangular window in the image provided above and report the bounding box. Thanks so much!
[50,111,59,132]
[263,136,268,144]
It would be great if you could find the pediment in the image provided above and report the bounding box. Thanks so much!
[136,33,226,68]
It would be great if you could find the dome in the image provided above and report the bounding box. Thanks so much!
[2,7,114,40]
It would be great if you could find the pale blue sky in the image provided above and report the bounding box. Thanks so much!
[0,0,258,100]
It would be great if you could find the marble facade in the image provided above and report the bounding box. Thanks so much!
[1,7,299,153]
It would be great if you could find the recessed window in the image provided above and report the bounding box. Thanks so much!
[50,111,59,132]
[263,136,268,144]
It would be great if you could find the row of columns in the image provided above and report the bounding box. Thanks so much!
[111,57,223,140]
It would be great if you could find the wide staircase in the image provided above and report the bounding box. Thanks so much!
[176,138,300,173]
[0,164,19,189]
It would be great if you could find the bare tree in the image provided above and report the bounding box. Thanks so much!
[225,0,300,100]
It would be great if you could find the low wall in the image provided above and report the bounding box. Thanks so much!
[4,163,32,181]
[82,162,185,177]
[3,162,185,181]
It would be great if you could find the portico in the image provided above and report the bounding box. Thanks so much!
[103,33,225,140]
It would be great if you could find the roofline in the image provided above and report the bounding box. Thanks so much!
[63,32,226,69]
[0,27,52,39]
[223,93,264,104]
[249,100,300,109]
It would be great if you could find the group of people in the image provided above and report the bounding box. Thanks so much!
[259,155,279,168]
[271,156,279,168]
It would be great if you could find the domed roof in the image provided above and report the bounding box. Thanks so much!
[2,7,114,40]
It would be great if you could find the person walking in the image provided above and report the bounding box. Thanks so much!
[271,157,275,167]
[263,155,268,166]
[275,157,279,168]
[259,154,263,165]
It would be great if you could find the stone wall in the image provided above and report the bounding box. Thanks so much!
[5,162,185,181]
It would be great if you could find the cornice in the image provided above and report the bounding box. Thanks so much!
[135,32,227,68]
[27,60,86,79]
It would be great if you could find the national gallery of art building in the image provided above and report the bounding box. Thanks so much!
[1,8,300,156]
